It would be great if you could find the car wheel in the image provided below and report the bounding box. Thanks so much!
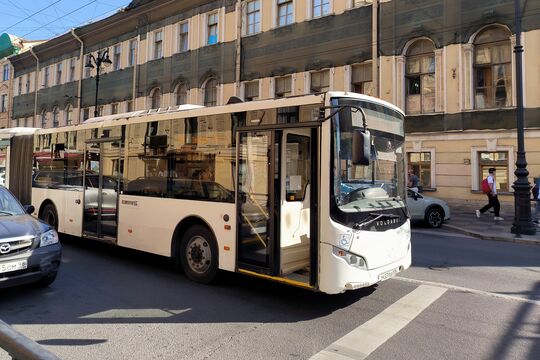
[426,207,443,228]
[34,271,58,288]
[179,225,218,284]
[41,204,58,230]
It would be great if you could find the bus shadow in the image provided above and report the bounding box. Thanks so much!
[0,237,379,327]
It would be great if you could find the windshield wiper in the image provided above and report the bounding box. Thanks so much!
[0,211,14,216]
[353,213,400,230]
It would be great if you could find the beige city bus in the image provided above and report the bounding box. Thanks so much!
[3,92,411,294]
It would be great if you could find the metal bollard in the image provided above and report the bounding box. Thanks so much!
[0,320,60,360]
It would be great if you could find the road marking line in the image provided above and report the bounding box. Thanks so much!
[395,276,540,306]
[310,285,446,360]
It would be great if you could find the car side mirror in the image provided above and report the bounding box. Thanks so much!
[24,205,35,214]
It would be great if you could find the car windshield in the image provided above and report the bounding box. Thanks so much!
[0,187,26,216]
[332,98,406,213]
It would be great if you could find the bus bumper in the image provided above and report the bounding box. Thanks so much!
[318,242,411,294]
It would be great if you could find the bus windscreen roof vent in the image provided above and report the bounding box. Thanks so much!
[227,96,243,104]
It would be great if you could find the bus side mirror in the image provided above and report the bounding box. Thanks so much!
[352,130,370,165]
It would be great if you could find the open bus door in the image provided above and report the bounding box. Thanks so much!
[83,137,122,243]
[237,127,318,288]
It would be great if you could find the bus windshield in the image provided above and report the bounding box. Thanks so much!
[332,98,406,213]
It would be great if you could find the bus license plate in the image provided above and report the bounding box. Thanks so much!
[378,267,398,281]
[0,260,28,274]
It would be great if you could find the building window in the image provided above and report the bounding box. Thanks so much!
[97,105,104,117]
[207,13,218,45]
[129,39,138,67]
[56,63,63,85]
[111,103,119,114]
[43,66,50,87]
[275,76,292,98]
[175,83,188,105]
[25,74,30,93]
[113,44,122,70]
[408,152,432,189]
[65,105,73,125]
[85,55,92,77]
[474,26,512,109]
[150,88,162,109]
[41,110,47,128]
[244,81,259,101]
[313,0,330,18]
[17,77,22,96]
[178,22,189,52]
[2,65,9,81]
[246,0,261,35]
[351,63,373,95]
[277,0,293,27]
[310,70,330,93]
[154,30,163,59]
[1,95,7,112]
[405,39,435,114]
[204,78,217,106]
[68,58,76,82]
[479,151,509,192]
[83,108,90,121]
[52,107,60,127]
[126,100,134,112]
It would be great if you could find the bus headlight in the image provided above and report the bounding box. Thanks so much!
[333,246,367,270]
[40,230,59,247]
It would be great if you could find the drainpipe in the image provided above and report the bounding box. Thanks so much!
[71,28,84,124]
[8,62,14,127]
[29,47,39,126]
[235,0,243,97]
[372,0,379,97]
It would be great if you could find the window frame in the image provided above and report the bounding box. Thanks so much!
[207,12,219,45]
[405,40,436,115]
[153,30,164,59]
[276,0,294,27]
[245,0,261,36]
[113,44,122,71]
[177,21,190,53]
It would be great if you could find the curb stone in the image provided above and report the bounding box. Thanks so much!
[441,224,540,246]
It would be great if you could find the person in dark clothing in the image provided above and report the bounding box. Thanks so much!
[476,167,503,220]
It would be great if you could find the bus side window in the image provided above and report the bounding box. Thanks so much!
[285,134,310,202]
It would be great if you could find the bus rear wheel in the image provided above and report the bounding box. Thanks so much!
[179,225,218,284]
[41,204,58,230]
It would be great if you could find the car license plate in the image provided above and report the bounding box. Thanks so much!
[378,267,398,281]
[0,260,28,274]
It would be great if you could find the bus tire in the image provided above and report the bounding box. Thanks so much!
[179,225,218,284]
[41,203,58,231]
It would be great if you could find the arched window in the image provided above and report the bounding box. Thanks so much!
[40,110,47,128]
[149,87,162,109]
[175,83,188,105]
[52,107,60,127]
[204,78,217,106]
[65,104,73,125]
[474,26,512,109]
[405,39,435,114]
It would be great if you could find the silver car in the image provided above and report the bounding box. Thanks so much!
[407,189,451,228]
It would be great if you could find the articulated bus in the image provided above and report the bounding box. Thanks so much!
[1,92,410,294]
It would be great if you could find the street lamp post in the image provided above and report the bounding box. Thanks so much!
[511,0,536,236]
[85,49,112,118]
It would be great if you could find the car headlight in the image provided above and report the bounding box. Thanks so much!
[40,229,59,247]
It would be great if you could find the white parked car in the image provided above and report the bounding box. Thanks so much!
[407,189,451,228]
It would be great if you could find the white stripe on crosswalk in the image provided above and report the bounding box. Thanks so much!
[310,285,446,360]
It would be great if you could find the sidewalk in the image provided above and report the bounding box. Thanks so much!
[440,199,540,245]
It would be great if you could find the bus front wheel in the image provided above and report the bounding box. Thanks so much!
[41,204,58,231]
[179,225,218,284]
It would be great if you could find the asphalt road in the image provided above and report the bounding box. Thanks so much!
[0,230,539,360]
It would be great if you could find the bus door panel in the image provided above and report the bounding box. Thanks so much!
[83,139,121,242]
[237,131,276,272]
[280,129,312,277]
[62,190,83,236]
